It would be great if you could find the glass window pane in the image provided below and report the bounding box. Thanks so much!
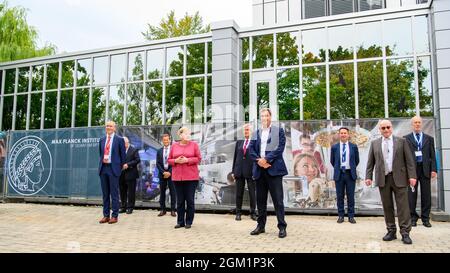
[418,56,433,116]
[32,66,44,91]
[278,68,300,120]
[253,4,263,26]
[61,61,75,89]
[91,87,106,127]
[304,0,326,19]
[77,59,92,87]
[252,34,274,69]
[187,43,205,76]
[208,42,212,74]
[75,88,89,127]
[240,73,250,121]
[44,91,57,129]
[128,52,144,81]
[277,32,299,66]
[127,83,143,125]
[29,93,43,129]
[166,46,184,78]
[145,82,163,125]
[331,0,354,15]
[186,77,204,124]
[264,1,276,25]
[110,54,126,83]
[387,58,415,117]
[0,71,2,95]
[359,0,383,11]
[240,38,250,70]
[356,21,382,58]
[277,0,289,24]
[414,15,430,54]
[15,94,28,130]
[93,57,108,85]
[358,61,384,118]
[147,49,164,80]
[2,96,14,130]
[257,82,270,115]
[328,25,354,61]
[384,17,413,56]
[303,66,326,120]
[166,79,183,124]
[59,89,73,128]
[18,67,30,93]
[330,63,354,119]
[46,63,59,90]
[207,76,212,122]
[302,28,326,64]
[5,69,16,95]
[109,85,125,125]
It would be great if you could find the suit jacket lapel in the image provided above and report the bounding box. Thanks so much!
[393,136,399,161]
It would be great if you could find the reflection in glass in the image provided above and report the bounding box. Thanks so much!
[240,38,250,70]
[46,63,59,90]
[147,49,164,80]
[59,89,73,128]
[207,76,212,122]
[253,34,274,69]
[355,21,382,58]
[166,46,184,78]
[91,87,106,127]
[166,79,183,124]
[32,66,44,91]
[127,83,143,125]
[186,77,204,124]
[331,0,354,15]
[384,17,413,56]
[418,57,433,116]
[253,4,263,26]
[61,61,75,89]
[146,82,163,125]
[110,54,126,83]
[302,28,326,64]
[277,32,299,66]
[387,58,415,117]
[240,73,250,121]
[278,68,300,121]
[264,1,275,25]
[44,91,57,129]
[109,85,125,125]
[328,25,354,61]
[359,0,383,11]
[93,57,108,85]
[208,42,212,74]
[2,96,14,130]
[358,61,384,118]
[277,0,289,24]
[29,93,43,129]
[414,15,430,54]
[128,52,144,82]
[303,66,326,120]
[18,67,30,93]
[77,59,92,87]
[75,88,90,127]
[187,43,205,76]
[257,82,270,116]
[15,94,27,130]
[330,63,354,119]
[303,0,326,19]
[5,69,16,94]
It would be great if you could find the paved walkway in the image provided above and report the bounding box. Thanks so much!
[0,203,449,253]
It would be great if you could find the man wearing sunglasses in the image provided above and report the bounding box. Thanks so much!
[366,120,417,244]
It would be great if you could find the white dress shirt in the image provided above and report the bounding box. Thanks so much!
[340,141,350,170]
[382,136,394,174]
[103,133,115,163]
[260,126,271,158]
[163,145,171,170]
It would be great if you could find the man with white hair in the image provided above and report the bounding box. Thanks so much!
[119,136,141,215]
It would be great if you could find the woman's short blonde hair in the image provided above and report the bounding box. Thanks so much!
[177,126,191,136]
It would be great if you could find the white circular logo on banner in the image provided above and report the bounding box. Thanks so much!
[7,135,52,196]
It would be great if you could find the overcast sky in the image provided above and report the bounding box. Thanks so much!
[10,0,253,54]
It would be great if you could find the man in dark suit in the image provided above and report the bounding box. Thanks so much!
[98,121,126,224]
[404,116,437,228]
[232,124,257,221]
[330,127,360,224]
[156,134,176,217]
[249,108,288,238]
[366,120,417,244]
[119,137,141,215]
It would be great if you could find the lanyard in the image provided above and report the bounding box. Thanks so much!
[414,133,423,151]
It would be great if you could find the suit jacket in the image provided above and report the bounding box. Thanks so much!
[404,132,437,179]
[330,142,360,181]
[157,146,173,180]
[232,139,253,179]
[98,135,126,177]
[366,136,416,188]
[121,146,141,181]
[249,125,288,180]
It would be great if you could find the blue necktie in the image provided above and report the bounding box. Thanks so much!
[341,143,347,171]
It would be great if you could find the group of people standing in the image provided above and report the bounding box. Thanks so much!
[97,111,437,245]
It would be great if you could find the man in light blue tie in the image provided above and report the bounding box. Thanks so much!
[330,127,360,224]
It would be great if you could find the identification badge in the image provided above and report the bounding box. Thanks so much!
[415,151,423,157]
[103,155,111,163]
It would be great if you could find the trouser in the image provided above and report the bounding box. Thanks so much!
[173,181,198,226]
[119,176,137,210]
[379,173,411,235]
[100,164,120,218]
[335,170,356,218]
[256,169,287,230]
[159,177,177,211]
[235,177,256,215]
[408,163,431,222]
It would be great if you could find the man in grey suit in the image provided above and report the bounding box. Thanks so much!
[365,120,417,244]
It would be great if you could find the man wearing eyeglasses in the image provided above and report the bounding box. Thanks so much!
[365,120,417,244]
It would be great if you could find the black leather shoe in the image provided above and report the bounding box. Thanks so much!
[337,217,344,223]
[411,220,417,227]
[235,214,241,221]
[250,214,258,221]
[185,225,192,229]
[174,224,185,229]
[278,228,287,238]
[401,234,413,244]
[119,208,127,214]
[423,221,432,228]
[382,231,397,241]
[250,227,265,235]
[349,217,356,224]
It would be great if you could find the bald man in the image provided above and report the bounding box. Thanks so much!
[404,116,437,228]
[366,120,417,244]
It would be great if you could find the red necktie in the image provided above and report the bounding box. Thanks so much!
[103,136,111,163]
[243,140,249,156]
